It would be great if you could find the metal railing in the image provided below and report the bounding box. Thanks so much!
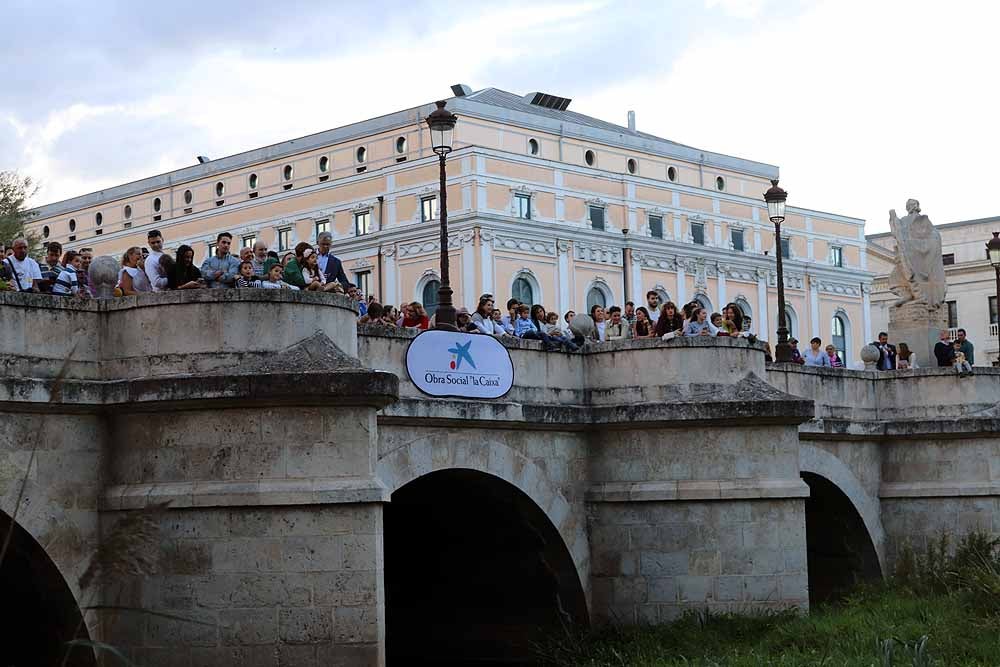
[991,323,999,337]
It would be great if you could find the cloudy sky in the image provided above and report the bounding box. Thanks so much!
[2,0,998,234]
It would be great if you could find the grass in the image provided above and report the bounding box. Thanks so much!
[540,588,999,666]
[541,532,1000,667]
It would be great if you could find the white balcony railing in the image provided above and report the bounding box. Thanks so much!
[947,324,997,339]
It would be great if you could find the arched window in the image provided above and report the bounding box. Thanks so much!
[587,286,607,311]
[693,292,713,314]
[729,298,753,332]
[422,280,441,317]
[831,315,846,359]
[512,277,534,306]
[783,306,798,339]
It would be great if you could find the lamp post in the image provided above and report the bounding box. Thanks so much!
[986,231,1000,365]
[764,179,792,362]
[426,100,458,331]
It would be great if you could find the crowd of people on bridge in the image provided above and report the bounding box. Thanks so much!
[0,232,981,372]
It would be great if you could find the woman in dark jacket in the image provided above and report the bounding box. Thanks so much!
[168,245,203,289]
[654,301,685,337]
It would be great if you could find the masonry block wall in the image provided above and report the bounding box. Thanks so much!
[1,292,998,665]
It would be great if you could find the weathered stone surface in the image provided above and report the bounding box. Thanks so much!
[1,292,998,661]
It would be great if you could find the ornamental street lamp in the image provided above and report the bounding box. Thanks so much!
[986,231,1000,365]
[426,100,458,331]
[764,179,792,363]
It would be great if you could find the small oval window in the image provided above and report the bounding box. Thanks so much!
[69,218,76,232]
[42,225,50,239]
[248,173,259,190]
[96,212,104,226]
[528,138,539,155]
[716,176,726,191]
[121,207,129,221]
[396,137,407,154]
[153,197,162,212]
[319,156,329,173]
[184,189,193,204]
[356,147,367,163]
[627,158,637,174]
[667,166,677,182]
[215,181,225,197]
[283,165,293,181]
[585,150,595,166]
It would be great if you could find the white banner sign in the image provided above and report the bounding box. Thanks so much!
[406,330,514,399]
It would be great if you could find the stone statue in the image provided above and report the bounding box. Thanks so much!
[887,199,946,309]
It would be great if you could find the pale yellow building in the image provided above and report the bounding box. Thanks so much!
[28,84,873,365]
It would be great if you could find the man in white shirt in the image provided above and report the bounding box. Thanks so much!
[3,238,42,292]
[144,230,169,291]
[645,290,661,323]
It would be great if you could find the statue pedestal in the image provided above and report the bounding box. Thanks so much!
[889,302,947,368]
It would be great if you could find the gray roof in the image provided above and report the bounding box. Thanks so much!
[32,86,780,219]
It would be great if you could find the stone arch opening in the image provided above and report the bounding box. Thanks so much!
[384,468,588,665]
[801,472,881,605]
[0,511,95,667]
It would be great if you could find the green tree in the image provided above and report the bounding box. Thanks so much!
[0,171,40,252]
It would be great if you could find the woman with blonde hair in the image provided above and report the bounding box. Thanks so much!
[118,246,151,296]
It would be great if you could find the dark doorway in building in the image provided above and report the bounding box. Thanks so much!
[801,472,881,605]
[385,468,588,665]
[0,511,95,667]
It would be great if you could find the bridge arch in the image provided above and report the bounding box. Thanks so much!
[0,509,95,666]
[799,444,884,604]
[378,437,589,664]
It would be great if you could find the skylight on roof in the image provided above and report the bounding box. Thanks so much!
[523,92,572,111]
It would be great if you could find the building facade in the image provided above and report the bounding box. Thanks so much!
[28,85,873,365]
[868,215,1000,365]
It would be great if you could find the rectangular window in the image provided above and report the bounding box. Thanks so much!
[648,215,663,239]
[589,206,605,231]
[780,237,790,259]
[315,219,329,238]
[942,253,955,265]
[829,246,843,267]
[731,228,744,252]
[208,243,217,259]
[421,196,438,222]
[354,211,372,236]
[242,235,256,249]
[990,296,997,325]
[278,228,291,252]
[691,222,704,245]
[947,300,958,328]
[355,270,372,298]
[515,193,531,220]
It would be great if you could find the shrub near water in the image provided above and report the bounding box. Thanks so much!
[541,531,1000,667]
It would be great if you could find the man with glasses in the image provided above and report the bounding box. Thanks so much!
[251,241,270,277]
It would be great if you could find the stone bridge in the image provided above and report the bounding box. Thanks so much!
[0,291,997,666]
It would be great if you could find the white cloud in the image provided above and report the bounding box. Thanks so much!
[8,0,1000,240]
[576,0,1000,233]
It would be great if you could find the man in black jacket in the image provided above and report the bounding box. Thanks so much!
[315,231,352,289]
[933,329,955,367]
[872,331,897,370]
